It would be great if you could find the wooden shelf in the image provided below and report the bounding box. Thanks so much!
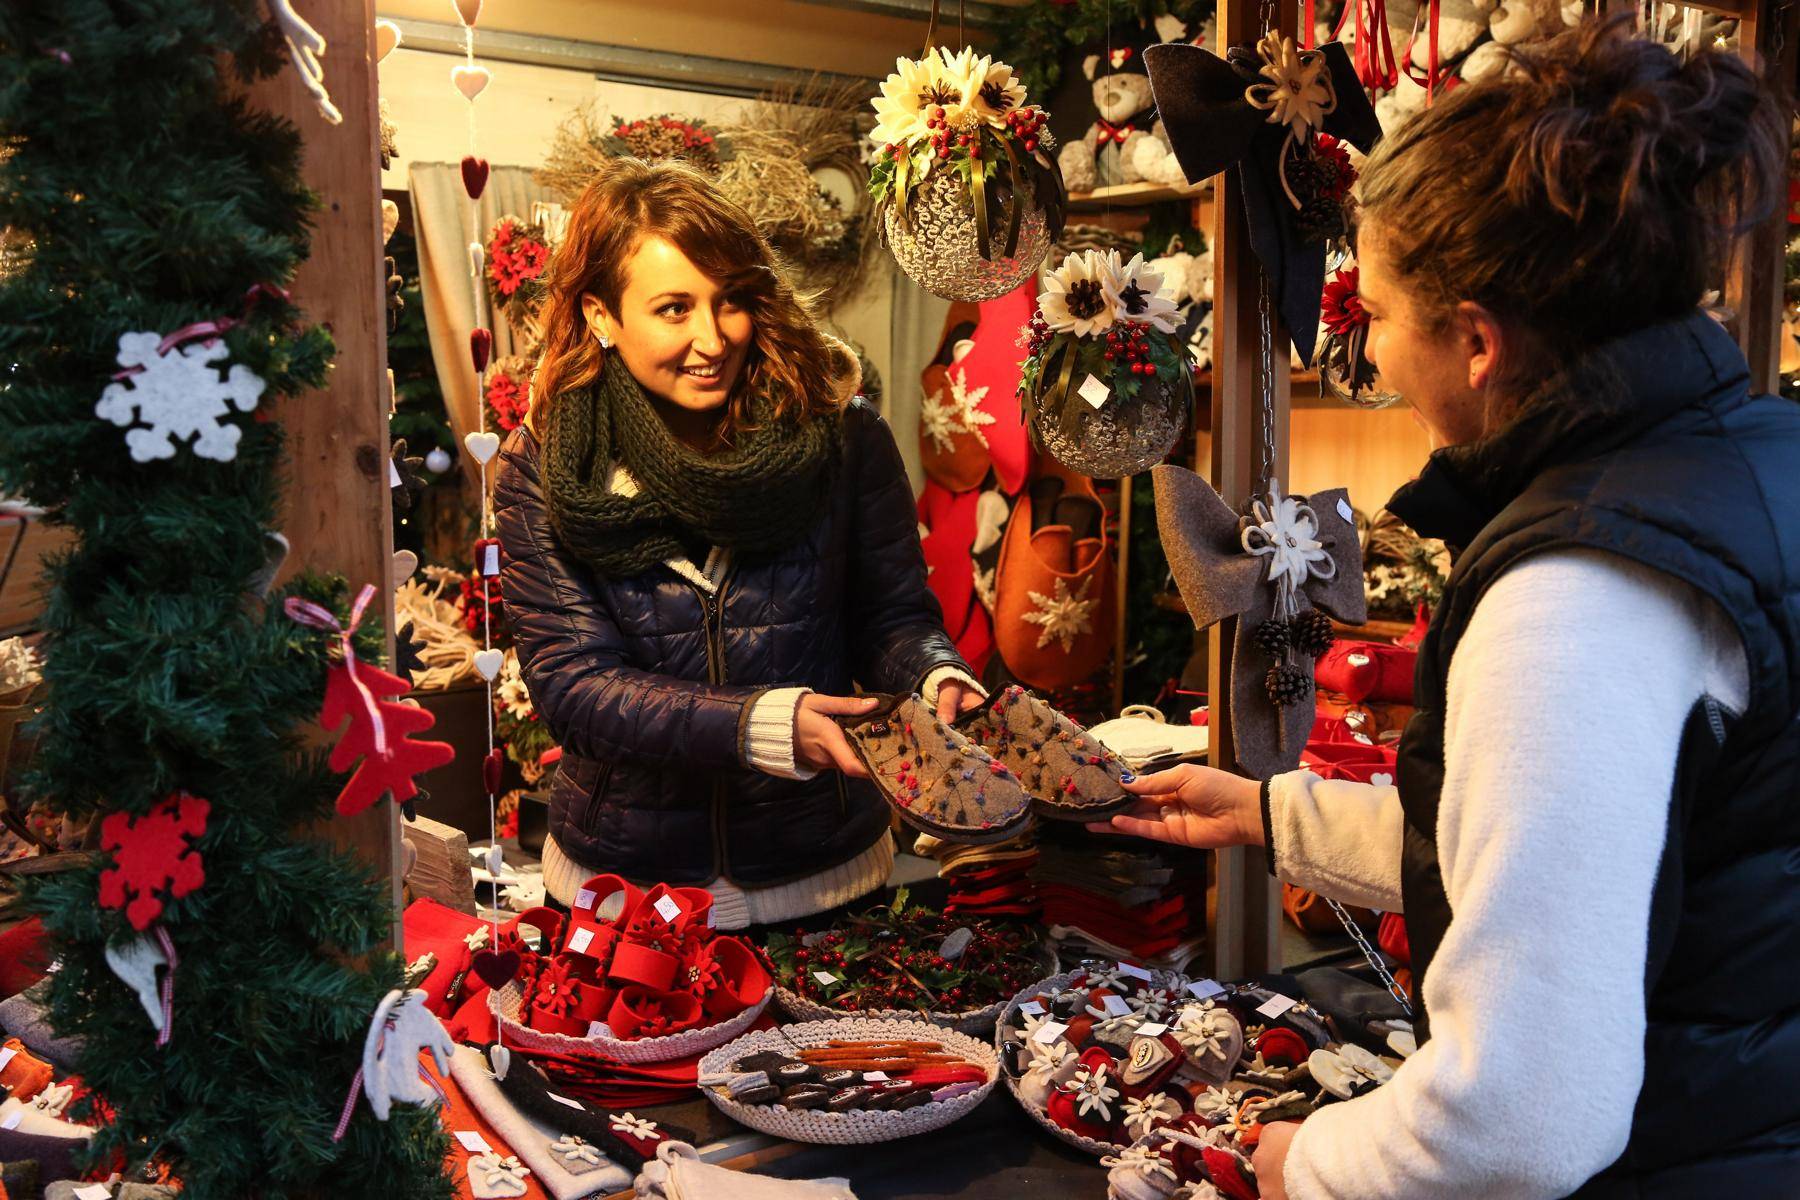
[1067,180,1210,210]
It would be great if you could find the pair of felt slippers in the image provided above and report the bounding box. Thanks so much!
[838,684,1135,844]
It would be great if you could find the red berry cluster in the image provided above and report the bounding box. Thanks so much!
[1002,105,1049,154]
[770,909,1043,1014]
[1022,307,1054,358]
[1105,320,1158,376]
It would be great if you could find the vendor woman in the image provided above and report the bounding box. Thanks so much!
[496,158,982,929]
[1106,19,1800,1200]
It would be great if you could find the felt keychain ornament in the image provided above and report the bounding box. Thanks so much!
[97,793,209,931]
[103,929,179,1048]
[333,988,454,1142]
[287,585,455,816]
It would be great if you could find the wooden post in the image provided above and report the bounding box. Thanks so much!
[250,1,402,936]
[1207,0,1293,981]
[1726,0,1799,392]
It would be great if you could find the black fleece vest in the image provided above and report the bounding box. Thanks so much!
[1386,311,1800,1195]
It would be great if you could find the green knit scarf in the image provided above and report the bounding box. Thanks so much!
[539,354,842,578]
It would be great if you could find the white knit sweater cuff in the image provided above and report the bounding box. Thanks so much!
[1268,769,1406,914]
[920,665,985,709]
[744,686,818,780]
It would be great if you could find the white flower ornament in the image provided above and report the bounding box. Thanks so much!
[610,1112,661,1141]
[1064,1062,1122,1121]
[1241,481,1335,590]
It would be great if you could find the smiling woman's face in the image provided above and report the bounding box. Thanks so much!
[582,235,754,414]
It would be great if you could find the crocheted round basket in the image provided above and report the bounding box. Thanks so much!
[489,979,772,1065]
[698,1017,998,1145]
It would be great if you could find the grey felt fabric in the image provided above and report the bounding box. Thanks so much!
[0,981,85,1068]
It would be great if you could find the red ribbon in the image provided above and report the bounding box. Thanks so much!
[1095,119,1136,147]
[1402,0,1445,101]
[154,925,178,1049]
[111,283,293,381]
[285,583,386,756]
[1335,0,1399,95]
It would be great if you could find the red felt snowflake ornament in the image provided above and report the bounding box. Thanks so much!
[98,792,210,930]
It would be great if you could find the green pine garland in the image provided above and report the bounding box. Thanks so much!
[0,4,452,1197]
[995,0,1218,97]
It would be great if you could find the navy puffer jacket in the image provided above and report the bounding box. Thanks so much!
[495,398,966,887]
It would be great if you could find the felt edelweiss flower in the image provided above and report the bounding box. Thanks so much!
[1193,1084,1238,1118]
[1039,250,1122,337]
[1102,1143,1178,1181]
[552,1135,604,1166]
[472,1153,532,1190]
[1173,1006,1233,1061]
[497,650,533,720]
[1245,31,1336,138]
[1016,1008,1058,1042]
[1094,1007,1145,1039]
[1121,1093,1182,1138]
[871,52,946,147]
[1024,1038,1076,1087]
[464,926,491,952]
[1241,482,1335,590]
[1131,987,1176,1022]
[1104,253,1183,334]
[1063,1062,1121,1121]
[610,1112,661,1141]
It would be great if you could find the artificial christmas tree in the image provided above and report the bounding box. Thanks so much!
[0,3,453,1196]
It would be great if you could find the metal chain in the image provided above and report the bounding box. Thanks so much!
[1325,897,1414,1018]
[1257,270,1276,490]
[1259,0,1277,37]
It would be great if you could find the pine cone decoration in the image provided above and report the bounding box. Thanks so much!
[1295,193,1346,245]
[1291,609,1336,658]
[1253,619,1291,659]
[1265,664,1314,707]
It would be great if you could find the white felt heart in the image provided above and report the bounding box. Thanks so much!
[104,935,168,1033]
[464,430,500,464]
[468,240,485,275]
[489,1042,512,1080]
[485,844,506,875]
[392,549,419,589]
[452,0,483,26]
[374,18,402,62]
[474,648,503,681]
[1371,772,1394,787]
[451,63,491,101]
[381,198,400,245]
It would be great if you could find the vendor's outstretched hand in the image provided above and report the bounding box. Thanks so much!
[1085,762,1264,849]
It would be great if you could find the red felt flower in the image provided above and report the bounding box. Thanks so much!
[1313,133,1356,201]
[485,369,530,432]
[1321,267,1368,336]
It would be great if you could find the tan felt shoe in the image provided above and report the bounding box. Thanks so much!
[838,694,1032,844]
[957,685,1134,819]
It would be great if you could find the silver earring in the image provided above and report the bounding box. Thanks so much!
[597,331,612,349]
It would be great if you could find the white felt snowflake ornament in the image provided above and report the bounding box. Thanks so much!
[468,1152,531,1199]
[1022,576,1099,652]
[95,331,266,462]
[920,367,995,454]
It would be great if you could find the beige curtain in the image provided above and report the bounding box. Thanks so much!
[408,162,553,481]
[887,276,952,495]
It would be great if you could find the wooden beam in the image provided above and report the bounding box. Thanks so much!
[1725,0,1799,392]
[248,1,403,942]
[1205,0,1293,981]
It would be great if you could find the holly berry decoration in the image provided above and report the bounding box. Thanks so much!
[99,792,210,931]
[319,659,455,817]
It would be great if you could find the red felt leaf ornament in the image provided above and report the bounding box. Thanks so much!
[98,793,210,930]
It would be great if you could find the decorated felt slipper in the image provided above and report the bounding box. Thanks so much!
[837,693,1032,844]
[957,684,1135,819]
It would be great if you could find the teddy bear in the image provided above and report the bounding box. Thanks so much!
[1056,40,1162,193]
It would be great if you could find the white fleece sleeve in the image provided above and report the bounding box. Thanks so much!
[920,665,986,709]
[1283,549,1747,1200]
[743,686,818,781]
[1268,772,1406,913]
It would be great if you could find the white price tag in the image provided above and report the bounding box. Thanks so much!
[813,970,839,987]
[1032,1020,1070,1045]
[1187,979,1226,1000]
[1336,498,1354,524]
[1077,373,1112,410]
[455,1130,494,1154]
[1117,962,1154,982]
[74,1187,113,1200]
[0,1047,16,1072]
[587,1021,607,1038]
[483,543,500,576]
[547,1092,584,1111]
[388,458,402,488]
[574,887,597,911]
[1137,1022,1169,1038]
[863,1071,889,1081]
[1257,993,1299,1019]
[653,895,683,923]
[1,1109,22,1131]
[1019,1000,1046,1017]
[567,928,595,955]
[1102,993,1133,1017]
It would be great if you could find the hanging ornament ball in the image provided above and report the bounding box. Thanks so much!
[1030,371,1189,479]
[451,63,491,102]
[451,0,482,27]
[884,169,1052,303]
[425,446,452,473]
[461,155,490,201]
[1291,609,1336,658]
[1265,663,1314,708]
[1253,618,1292,659]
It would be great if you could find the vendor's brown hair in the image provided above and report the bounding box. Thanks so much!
[531,158,842,429]
[1357,15,1786,393]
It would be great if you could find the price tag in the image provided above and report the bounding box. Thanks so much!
[567,927,595,955]
[1336,498,1355,524]
[547,1092,584,1111]
[653,895,684,923]
[388,458,402,488]
[1032,1020,1070,1045]
[0,1047,16,1072]
[1019,1000,1046,1017]
[813,970,839,987]
[1116,962,1154,982]
[1077,373,1112,410]
[1102,993,1133,1017]
[574,887,597,911]
[455,1131,494,1154]
[587,1021,608,1038]
[483,543,501,576]
[74,1187,113,1200]
[863,1071,889,1081]
[1,1109,22,1131]
[1137,1022,1169,1038]
[1257,993,1298,1019]
[1187,979,1226,1000]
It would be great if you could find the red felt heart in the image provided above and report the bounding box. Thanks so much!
[1255,1026,1310,1067]
[460,154,490,200]
[470,326,493,374]
[471,948,521,988]
[1201,1146,1260,1200]
[482,746,503,794]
